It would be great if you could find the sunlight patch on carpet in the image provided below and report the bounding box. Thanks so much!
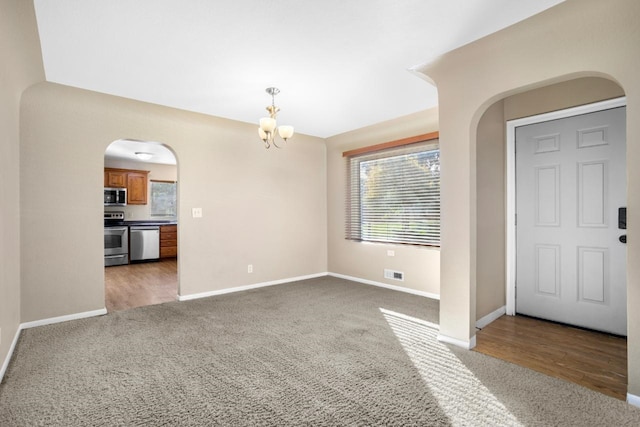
[380,308,523,426]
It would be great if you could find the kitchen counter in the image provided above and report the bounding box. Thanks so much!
[124,220,178,226]
[105,220,178,227]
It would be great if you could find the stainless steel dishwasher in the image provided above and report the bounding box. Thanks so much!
[129,226,160,262]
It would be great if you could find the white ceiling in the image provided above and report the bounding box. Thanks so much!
[105,139,177,165]
[33,0,564,139]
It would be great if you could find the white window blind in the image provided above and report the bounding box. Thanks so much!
[346,141,440,246]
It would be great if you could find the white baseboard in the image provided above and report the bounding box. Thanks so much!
[178,272,329,302]
[628,393,640,408]
[328,272,440,300]
[438,333,477,350]
[476,305,506,329]
[20,308,107,330]
[0,326,22,383]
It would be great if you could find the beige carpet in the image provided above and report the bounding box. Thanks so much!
[1,276,639,426]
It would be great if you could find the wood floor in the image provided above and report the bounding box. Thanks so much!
[104,258,178,312]
[474,315,627,400]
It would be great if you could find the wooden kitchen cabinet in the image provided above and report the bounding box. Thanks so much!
[104,168,149,205]
[104,170,127,188]
[160,225,178,258]
[127,172,148,205]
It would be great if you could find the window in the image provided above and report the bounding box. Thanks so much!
[150,180,177,218]
[346,140,440,246]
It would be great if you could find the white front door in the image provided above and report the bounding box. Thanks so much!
[515,106,626,335]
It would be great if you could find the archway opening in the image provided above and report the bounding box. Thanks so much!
[473,76,627,400]
[103,139,179,312]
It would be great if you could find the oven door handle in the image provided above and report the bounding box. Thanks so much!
[105,227,128,233]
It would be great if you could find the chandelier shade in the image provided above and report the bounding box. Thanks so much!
[259,117,277,133]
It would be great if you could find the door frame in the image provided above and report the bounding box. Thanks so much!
[505,96,627,315]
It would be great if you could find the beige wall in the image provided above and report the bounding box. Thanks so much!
[20,82,327,321]
[503,78,625,121]
[104,157,178,220]
[475,100,505,320]
[326,109,441,296]
[418,0,640,395]
[0,0,44,371]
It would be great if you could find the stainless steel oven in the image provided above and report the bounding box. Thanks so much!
[104,212,128,266]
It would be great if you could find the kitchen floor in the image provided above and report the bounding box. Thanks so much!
[105,258,178,312]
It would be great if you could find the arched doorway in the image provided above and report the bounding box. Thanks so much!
[103,139,179,312]
[473,76,628,399]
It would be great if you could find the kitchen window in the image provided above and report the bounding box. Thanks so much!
[345,135,440,247]
[150,180,177,218]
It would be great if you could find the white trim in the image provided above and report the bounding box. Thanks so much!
[328,272,440,300]
[0,326,22,382]
[438,333,477,350]
[506,97,627,316]
[627,393,640,408]
[177,272,328,301]
[476,305,506,329]
[20,308,108,330]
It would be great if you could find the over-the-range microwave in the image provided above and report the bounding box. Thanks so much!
[104,187,127,206]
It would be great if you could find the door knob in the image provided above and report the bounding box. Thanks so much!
[619,235,627,244]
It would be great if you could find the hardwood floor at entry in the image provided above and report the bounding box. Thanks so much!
[474,315,627,400]
[105,258,177,312]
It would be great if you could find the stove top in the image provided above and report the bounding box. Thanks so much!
[104,211,125,221]
[104,211,125,226]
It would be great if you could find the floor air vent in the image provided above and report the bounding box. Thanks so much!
[384,269,404,281]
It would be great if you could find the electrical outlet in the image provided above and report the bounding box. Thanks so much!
[192,207,203,218]
[248,264,253,273]
[387,250,395,257]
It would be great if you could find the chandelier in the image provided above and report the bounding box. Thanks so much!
[258,87,294,149]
